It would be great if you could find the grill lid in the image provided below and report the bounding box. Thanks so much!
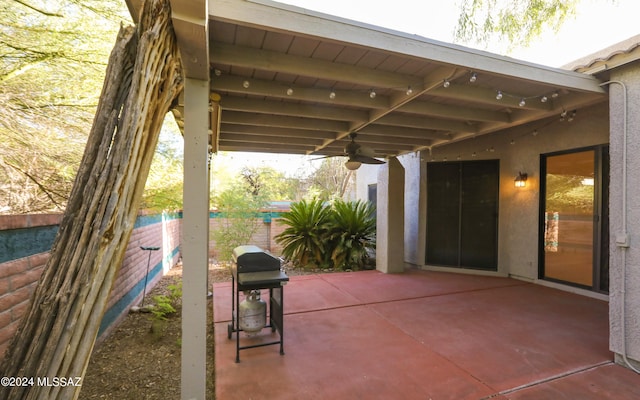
[232,245,281,272]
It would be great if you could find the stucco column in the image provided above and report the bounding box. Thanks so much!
[181,77,210,398]
[607,71,640,372]
[376,157,405,273]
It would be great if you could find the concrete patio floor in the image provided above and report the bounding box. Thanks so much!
[212,269,640,399]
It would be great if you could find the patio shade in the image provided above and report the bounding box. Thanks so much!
[146,0,608,159]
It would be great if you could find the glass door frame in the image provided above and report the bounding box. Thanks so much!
[538,145,609,293]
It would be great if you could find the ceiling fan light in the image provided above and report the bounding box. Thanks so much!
[345,160,362,170]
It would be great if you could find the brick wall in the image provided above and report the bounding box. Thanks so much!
[208,215,287,260]
[0,210,289,357]
[99,212,182,339]
[0,212,182,357]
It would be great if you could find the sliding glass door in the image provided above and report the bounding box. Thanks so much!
[540,146,609,292]
[426,160,499,270]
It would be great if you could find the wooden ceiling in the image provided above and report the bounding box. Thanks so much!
[163,0,607,159]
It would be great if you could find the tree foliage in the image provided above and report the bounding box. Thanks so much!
[545,174,594,213]
[239,166,302,201]
[210,174,270,262]
[139,126,184,212]
[454,0,582,49]
[306,158,355,201]
[0,0,184,396]
[0,0,131,213]
[0,0,184,214]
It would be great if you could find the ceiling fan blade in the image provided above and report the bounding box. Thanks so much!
[352,143,385,164]
[311,154,343,161]
[351,154,386,164]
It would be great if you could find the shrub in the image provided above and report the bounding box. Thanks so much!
[276,199,376,270]
[275,199,332,268]
[149,282,182,337]
[211,186,266,262]
[328,199,376,270]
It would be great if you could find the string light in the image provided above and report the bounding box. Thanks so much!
[429,107,580,161]
[234,74,563,107]
[560,110,568,121]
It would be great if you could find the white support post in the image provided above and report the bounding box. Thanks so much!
[181,77,210,399]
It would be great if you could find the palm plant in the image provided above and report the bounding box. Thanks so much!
[328,199,376,270]
[275,199,332,268]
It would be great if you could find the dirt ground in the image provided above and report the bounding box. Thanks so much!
[78,261,337,399]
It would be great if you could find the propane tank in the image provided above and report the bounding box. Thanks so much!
[239,290,266,335]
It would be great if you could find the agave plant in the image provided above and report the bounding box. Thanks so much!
[275,199,332,268]
[327,199,376,270]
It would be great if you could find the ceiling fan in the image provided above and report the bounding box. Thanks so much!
[328,132,386,170]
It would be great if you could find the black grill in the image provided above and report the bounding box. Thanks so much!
[227,245,289,362]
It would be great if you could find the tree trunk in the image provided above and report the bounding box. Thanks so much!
[0,0,183,398]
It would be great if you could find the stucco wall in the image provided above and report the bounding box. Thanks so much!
[357,102,609,280]
[608,65,640,368]
[375,158,405,273]
[357,155,424,266]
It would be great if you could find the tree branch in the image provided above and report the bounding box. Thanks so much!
[2,160,67,208]
[13,0,64,17]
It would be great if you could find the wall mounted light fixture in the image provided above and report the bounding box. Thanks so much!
[515,172,528,188]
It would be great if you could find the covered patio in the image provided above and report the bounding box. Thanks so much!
[213,269,640,399]
[119,0,640,397]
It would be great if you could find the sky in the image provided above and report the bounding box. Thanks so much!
[213,0,640,174]
[276,0,639,67]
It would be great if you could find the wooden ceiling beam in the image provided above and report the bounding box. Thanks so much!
[219,132,325,146]
[398,101,511,123]
[428,84,553,111]
[358,124,444,140]
[218,141,314,154]
[211,74,390,108]
[221,110,348,131]
[219,96,369,122]
[220,123,337,139]
[211,41,419,88]
[375,113,477,134]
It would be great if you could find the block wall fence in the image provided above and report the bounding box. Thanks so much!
[0,210,287,358]
[0,212,182,358]
[207,212,288,259]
